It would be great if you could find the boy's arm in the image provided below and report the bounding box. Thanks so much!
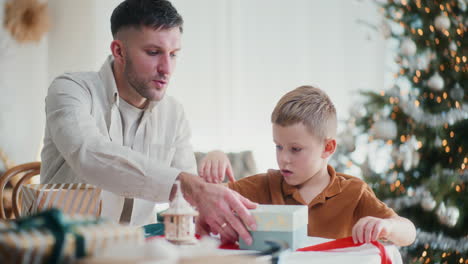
[353,185,416,246]
[352,215,416,246]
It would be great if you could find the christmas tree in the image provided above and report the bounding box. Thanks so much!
[331,0,467,263]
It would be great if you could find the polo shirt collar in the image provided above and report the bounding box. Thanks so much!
[281,165,342,206]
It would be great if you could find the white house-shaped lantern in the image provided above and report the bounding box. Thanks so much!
[162,181,198,244]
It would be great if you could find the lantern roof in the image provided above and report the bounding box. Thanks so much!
[162,181,198,216]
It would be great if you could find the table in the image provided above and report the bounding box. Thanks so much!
[83,235,403,264]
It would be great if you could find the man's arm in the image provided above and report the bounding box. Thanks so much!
[45,76,180,202]
[352,184,416,246]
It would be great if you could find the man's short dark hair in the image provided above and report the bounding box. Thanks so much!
[111,0,183,37]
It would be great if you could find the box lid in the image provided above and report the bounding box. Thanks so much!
[249,204,308,232]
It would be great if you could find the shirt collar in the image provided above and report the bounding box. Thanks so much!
[281,165,342,205]
[99,55,159,112]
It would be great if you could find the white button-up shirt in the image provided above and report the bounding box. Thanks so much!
[41,55,197,225]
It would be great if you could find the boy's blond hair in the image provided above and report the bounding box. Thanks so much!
[271,85,337,140]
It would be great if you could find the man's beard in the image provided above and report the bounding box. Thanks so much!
[124,56,165,101]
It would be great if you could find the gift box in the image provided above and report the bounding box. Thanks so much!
[239,204,308,251]
[21,183,102,217]
[0,209,145,264]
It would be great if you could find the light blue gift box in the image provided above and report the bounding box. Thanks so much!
[239,204,308,251]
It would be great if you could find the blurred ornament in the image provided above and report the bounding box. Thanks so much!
[411,89,420,96]
[400,38,417,56]
[391,148,404,163]
[449,83,464,101]
[388,171,398,182]
[445,206,460,227]
[339,133,356,153]
[436,202,446,221]
[416,53,430,70]
[401,58,409,67]
[381,22,391,38]
[438,205,460,227]
[381,106,393,117]
[360,157,373,177]
[388,85,400,96]
[400,137,420,171]
[410,18,423,29]
[434,15,451,31]
[449,41,458,51]
[392,22,405,36]
[458,0,467,11]
[434,136,442,147]
[397,78,412,95]
[371,119,397,140]
[349,104,367,119]
[427,72,444,91]
[421,195,437,211]
[4,0,50,43]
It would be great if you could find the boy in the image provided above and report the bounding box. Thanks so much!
[199,85,416,246]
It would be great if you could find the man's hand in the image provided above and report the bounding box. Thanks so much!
[352,216,393,244]
[198,150,235,183]
[179,172,257,245]
[196,214,239,245]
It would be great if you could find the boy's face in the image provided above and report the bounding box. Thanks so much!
[273,123,330,187]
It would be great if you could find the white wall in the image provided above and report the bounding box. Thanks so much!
[47,0,122,82]
[0,0,386,174]
[0,0,48,168]
[170,0,386,172]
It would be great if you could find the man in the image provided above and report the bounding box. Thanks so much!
[41,0,255,245]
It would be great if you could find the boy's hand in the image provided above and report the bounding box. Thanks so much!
[198,150,235,183]
[352,216,393,244]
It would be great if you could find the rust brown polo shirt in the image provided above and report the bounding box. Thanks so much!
[228,165,396,239]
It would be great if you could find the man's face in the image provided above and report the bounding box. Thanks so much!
[122,26,181,102]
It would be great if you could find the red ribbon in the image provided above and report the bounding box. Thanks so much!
[296,236,392,264]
